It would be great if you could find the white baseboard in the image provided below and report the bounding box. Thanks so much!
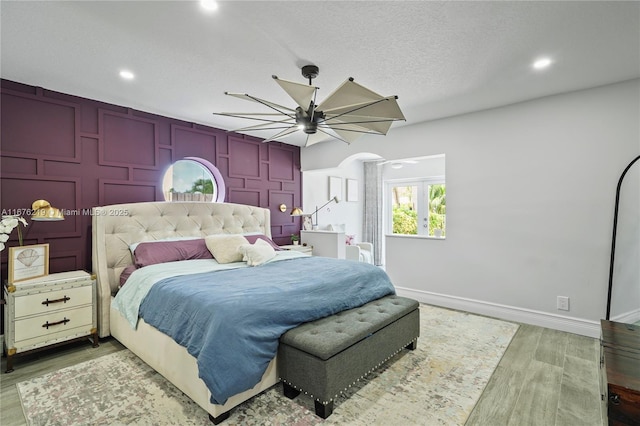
[612,308,640,324]
[395,286,601,338]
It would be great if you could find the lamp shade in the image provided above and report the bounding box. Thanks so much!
[290,207,305,216]
[31,200,64,221]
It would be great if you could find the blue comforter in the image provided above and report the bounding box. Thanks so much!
[138,256,395,405]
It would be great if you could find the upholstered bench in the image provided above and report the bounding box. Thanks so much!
[277,295,420,418]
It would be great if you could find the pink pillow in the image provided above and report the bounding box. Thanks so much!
[119,265,139,287]
[244,234,283,251]
[133,239,213,267]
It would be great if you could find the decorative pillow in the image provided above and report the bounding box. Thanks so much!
[244,234,283,251]
[133,239,213,267]
[239,238,277,266]
[129,236,201,254]
[205,234,250,264]
[119,264,139,288]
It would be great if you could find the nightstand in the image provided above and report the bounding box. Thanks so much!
[3,270,98,373]
[280,244,313,255]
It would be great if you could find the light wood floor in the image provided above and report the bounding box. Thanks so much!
[466,324,604,426]
[1,323,604,426]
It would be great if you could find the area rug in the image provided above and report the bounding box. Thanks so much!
[17,304,518,426]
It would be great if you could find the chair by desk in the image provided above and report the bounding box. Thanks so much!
[345,242,374,264]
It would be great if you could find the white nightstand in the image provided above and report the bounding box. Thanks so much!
[3,270,98,373]
[280,244,313,255]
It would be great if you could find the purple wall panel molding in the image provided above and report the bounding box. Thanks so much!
[1,88,82,163]
[99,109,159,169]
[0,79,302,279]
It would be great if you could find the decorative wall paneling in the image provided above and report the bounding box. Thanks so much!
[0,79,302,284]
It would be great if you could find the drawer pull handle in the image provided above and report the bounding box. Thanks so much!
[609,393,620,405]
[42,318,70,329]
[42,296,70,306]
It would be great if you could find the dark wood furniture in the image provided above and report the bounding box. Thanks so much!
[600,319,640,425]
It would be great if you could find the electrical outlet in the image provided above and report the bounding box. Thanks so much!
[557,296,570,311]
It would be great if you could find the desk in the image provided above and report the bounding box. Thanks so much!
[280,244,313,255]
[300,230,345,259]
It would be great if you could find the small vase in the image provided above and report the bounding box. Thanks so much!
[293,240,299,245]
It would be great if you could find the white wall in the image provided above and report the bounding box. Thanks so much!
[302,160,364,240]
[301,79,640,337]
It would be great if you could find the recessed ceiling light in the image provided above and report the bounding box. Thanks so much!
[200,0,218,12]
[119,70,135,80]
[532,57,552,70]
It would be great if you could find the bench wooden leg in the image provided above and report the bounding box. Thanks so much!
[406,340,417,350]
[314,400,334,419]
[283,382,301,399]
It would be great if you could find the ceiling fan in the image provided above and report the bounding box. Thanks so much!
[212,65,405,147]
[379,159,419,169]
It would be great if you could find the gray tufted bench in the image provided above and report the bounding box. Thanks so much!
[277,295,420,418]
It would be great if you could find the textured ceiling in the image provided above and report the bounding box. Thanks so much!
[1,1,639,147]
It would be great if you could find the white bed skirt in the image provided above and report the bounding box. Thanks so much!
[110,301,279,420]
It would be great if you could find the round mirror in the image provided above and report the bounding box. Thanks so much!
[162,157,225,202]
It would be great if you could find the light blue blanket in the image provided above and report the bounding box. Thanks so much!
[137,256,395,405]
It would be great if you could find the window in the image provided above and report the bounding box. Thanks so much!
[162,157,226,202]
[387,178,446,237]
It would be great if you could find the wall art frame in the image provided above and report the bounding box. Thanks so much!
[8,243,50,284]
[329,176,342,201]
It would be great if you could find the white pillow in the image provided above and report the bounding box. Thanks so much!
[239,238,276,266]
[204,234,249,264]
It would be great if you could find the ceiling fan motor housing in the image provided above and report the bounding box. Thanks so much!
[301,65,319,81]
[295,106,324,134]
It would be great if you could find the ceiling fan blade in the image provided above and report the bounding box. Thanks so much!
[325,125,369,144]
[323,96,405,121]
[323,115,394,134]
[305,127,352,147]
[229,118,295,133]
[318,78,385,111]
[224,92,297,115]
[263,126,301,143]
[272,76,318,111]
[214,112,285,116]
[212,112,294,127]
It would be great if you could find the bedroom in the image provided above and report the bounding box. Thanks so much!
[1,1,639,425]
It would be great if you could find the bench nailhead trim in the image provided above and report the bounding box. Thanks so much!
[279,338,417,404]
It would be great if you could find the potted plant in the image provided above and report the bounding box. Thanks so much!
[291,234,300,245]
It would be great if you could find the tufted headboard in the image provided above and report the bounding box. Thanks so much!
[92,201,271,337]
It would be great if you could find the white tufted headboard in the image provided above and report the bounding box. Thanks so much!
[92,201,271,337]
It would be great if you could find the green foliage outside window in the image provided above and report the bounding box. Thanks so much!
[392,205,418,234]
[188,179,214,194]
[429,184,446,236]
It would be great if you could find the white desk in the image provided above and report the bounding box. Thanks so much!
[301,230,345,259]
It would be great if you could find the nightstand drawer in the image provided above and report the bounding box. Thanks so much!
[14,285,92,318]
[14,305,93,343]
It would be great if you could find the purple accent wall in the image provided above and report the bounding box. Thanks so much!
[0,79,302,277]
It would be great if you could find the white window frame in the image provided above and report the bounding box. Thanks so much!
[385,176,445,238]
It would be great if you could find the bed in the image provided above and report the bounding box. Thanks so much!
[91,201,396,423]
